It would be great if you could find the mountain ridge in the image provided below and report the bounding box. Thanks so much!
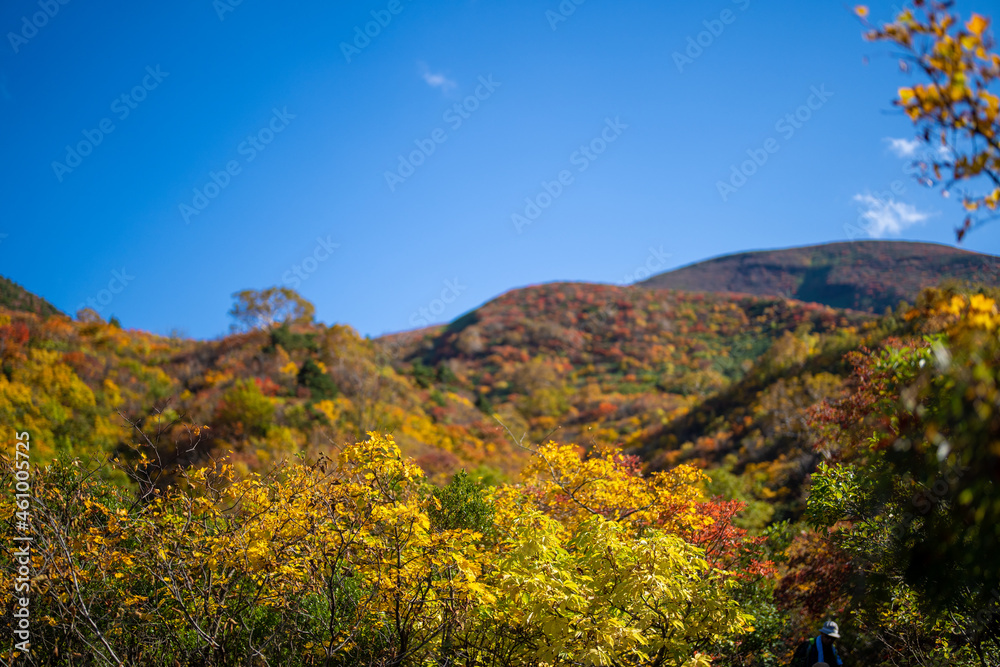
[0,274,62,318]
[1,240,992,519]
[637,240,1000,313]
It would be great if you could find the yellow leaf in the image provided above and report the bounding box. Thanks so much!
[966,14,988,36]
[855,5,869,18]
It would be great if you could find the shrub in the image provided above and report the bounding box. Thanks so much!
[267,322,319,353]
[429,470,495,533]
[297,358,338,399]
[216,378,275,436]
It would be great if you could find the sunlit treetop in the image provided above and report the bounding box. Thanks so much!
[858,1,1000,239]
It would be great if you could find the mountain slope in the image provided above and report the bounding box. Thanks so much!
[638,240,1000,312]
[0,275,872,492]
[0,242,966,518]
[382,281,881,517]
[0,275,62,317]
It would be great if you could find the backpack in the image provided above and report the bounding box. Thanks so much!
[789,637,838,667]
[789,639,811,667]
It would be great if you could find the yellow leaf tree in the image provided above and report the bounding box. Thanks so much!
[858,0,1000,239]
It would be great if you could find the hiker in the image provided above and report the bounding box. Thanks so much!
[790,620,845,666]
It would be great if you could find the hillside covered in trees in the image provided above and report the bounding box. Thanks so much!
[3,238,1000,664]
[0,273,875,486]
[639,240,1000,313]
[0,276,61,320]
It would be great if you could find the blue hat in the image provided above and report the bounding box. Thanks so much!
[820,620,841,639]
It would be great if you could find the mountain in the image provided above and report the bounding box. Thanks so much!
[0,274,62,317]
[381,282,882,517]
[0,273,872,499]
[1,240,988,520]
[638,240,1000,312]
[3,245,994,666]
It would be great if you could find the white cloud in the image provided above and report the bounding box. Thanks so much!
[419,63,456,93]
[852,194,931,238]
[884,137,953,161]
[885,137,922,158]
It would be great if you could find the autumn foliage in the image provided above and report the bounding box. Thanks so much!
[858,0,1000,239]
[0,433,768,666]
[806,288,1000,664]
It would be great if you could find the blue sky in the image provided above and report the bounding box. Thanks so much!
[2,0,999,339]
